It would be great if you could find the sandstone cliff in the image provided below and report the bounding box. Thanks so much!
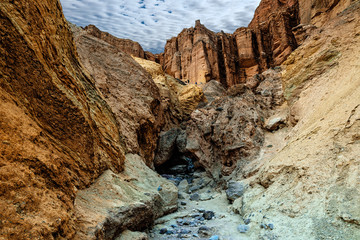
[158,0,354,88]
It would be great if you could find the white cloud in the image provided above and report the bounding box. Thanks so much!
[60,0,261,53]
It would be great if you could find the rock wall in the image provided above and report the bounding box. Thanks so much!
[84,25,146,58]
[0,1,177,239]
[158,0,352,88]
[231,2,360,238]
[0,0,124,238]
[72,26,163,166]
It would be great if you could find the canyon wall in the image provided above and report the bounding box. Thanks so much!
[0,1,178,239]
[0,0,124,238]
[158,0,353,88]
[84,25,146,58]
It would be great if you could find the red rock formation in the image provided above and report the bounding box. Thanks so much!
[84,25,146,58]
[159,0,351,88]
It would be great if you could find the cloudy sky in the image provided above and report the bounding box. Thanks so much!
[60,0,261,53]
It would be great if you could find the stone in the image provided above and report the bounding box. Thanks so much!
[180,201,187,206]
[226,181,246,202]
[203,211,215,220]
[237,224,250,233]
[74,154,178,239]
[159,228,167,234]
[265,116,287,131]
[154,128,181,166]
[190,193,200,201]
[268,223,274,230]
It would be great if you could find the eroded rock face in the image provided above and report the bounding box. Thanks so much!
[84,25,146,58]
[159,12,299,87]
[182,69,284,176]
[0,1,124,238]
[158,0,352,88]
[133,57,206,130]
[232,3,360,239]
[72,26,163,166]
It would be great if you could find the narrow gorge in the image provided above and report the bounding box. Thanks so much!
[0,0,359,240]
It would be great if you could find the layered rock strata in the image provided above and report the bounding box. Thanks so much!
[72,25,164,166]
[0,1,124,238]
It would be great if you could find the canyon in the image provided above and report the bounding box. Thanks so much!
[0,0,359,240]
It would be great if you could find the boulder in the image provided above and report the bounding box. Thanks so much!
[74,154,178,239]
[226,181,246,202]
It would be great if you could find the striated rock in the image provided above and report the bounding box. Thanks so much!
[84,25,146,58]
[0,0,125,238]
[72,26,163,166]
[74,154,178,239]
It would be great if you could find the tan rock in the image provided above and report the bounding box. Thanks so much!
[0,0,125,238]
[133,57,206,129]
[84,25,146,58]
[74,154,178,239]
[73,27,164,166]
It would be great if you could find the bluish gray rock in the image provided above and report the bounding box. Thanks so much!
[237,224,250,233]
[226,181,246,202]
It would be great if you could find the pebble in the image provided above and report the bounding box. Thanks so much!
[159,228,167,234]
[171,224,177,228]
[190,193,200,201]
[181,201,187,206]
[260,223,267,229]
[268,223,274,230]
[193,233,200,238]
[203,211,215,220]
[244,218,251,225]
[157,186,162,191]
[198,208,205,213]
[237,224,250,233]
[209,235,219,240]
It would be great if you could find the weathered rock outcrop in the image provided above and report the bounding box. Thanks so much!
[84,25,146,58]
[158,0,353,88]
[0,1,124,238]
[133,57,206,130]
[231,2,360,239]
[185,69,284,176]
[0,1,176,239]
[72,25,163,166]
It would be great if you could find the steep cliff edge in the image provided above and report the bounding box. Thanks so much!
[158,0,353,88]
